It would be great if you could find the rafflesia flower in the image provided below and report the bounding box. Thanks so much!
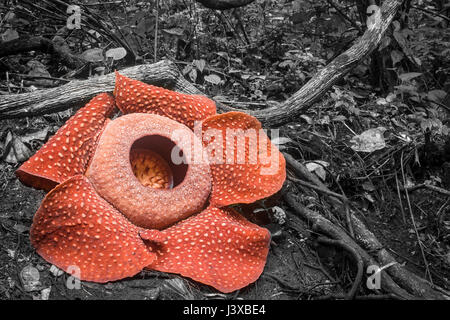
[16,72,286,293]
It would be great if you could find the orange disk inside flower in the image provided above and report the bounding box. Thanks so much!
[130,149,173,189]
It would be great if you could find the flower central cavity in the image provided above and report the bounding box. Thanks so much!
[130,149,173,189]
[129,134,189,189]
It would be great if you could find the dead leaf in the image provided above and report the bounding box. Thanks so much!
[21,128,49,145]
[20,265,41,292]
[2,131,13,161]
[1,28,19,41]
[37,287,51,300]
[306,161,329,181]
[350,127,387,153]
[271,206,286,225]
[163,278,193,299]
[162,28,184,37]
[3,131,32,163]
[427,90,447,103]
[81,48,104,62]
[12,136,32,162]
[362,181,376,192]
[193,59,206,73]
[26,60,54,87]
[13,224,30,234]
[204,74,221,85]
[398,72,422,82]
[105,47,127,61]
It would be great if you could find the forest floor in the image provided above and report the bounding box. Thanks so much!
[1,97,449,300]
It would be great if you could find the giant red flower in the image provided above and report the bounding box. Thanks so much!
[16,72,286,293]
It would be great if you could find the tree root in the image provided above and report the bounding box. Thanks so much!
[284,153,450,300]
[316,237,364,300]
[0,60,205,119]
[284,191,417,300]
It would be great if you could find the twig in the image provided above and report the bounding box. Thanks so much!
[437,198,450,238]
[102,2,135,60]
[387,247,448,286]
[220,11,246,45]
[175,60,231,78]
[303,260,339,284]
[400,151,433,283]
[288,176,349,203]
[402,183,450,197]
[303,281,341,298]
[395,173,407,224]
[214,99,268,107]
[6,72,11,94]
[154,0,159,62]
[283,153,325,187]
[9,73,71,83]
[411,4,450,23]
[316,237,364,300]
[284,153,354,236]
[83,1,123,5]
[263,273,303,292]
[284,188,418,299]
[232,8,250,45]
[325,0,362,33]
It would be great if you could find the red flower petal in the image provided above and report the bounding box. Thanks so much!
[113,72,216,129]
[16,93,116,191]
[147,206,271,293]
[30,175,160,283]
[198,112,286,207]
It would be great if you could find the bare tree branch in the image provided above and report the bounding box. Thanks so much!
[247,0,404,126]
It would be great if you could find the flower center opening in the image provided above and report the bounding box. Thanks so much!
[130,135,188,189]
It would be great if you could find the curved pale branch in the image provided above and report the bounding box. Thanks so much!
[247,0,404,126]
[0,61,194,119]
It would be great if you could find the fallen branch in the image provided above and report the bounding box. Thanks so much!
[284,189,416,300]
[288,176,349,203]
[284,152,355,237]
[402,183,450,197]
[247,0,404,126]
[285,153,450,299]
[316,237,364,300]
[0,36,84,69]
[0,61,200,119]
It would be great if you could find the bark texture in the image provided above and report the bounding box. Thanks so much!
[0,61,200,119]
